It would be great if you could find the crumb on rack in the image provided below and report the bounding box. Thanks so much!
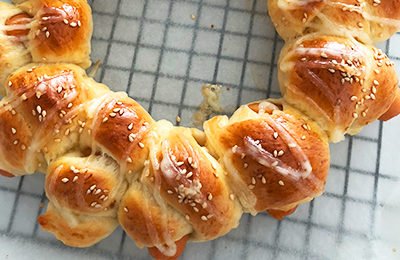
[192,84,223,127]
[191,14,196,20]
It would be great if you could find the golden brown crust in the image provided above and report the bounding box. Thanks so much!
[45,155,126,214]
[0,0,92,93]
[118,181,192,250]
[23,0,93,67]
[147,123,242,241]
[38,203,118,248]
[0,106,32,174]
[278,34,398,141]
[92,97,154,175]
[268,0,400,43]
[204,100,330,213]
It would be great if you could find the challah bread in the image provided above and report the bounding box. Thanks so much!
[0,0,92,93]
[119,121,242,256]
[268,0,400,44]
[204,100,329,216]
[278,33,399,142]
[0,63,330,259]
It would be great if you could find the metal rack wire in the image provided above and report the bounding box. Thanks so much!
[1,0,399,259]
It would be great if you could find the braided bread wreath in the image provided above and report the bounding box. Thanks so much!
[0,0,399,259]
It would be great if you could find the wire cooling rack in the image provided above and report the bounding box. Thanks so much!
[1,0,400,259]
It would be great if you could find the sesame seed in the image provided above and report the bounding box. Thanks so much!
[301,135,306,140]
[278,150,284,157]
[186,172,193,178]
[261,176,266,184]
[251,177,256,185]
[63,19,69,24]
[273,132,279,139]
[45,31,50,38]
[109,112,117,118]
[243,163,248,168]
[128,123,133,130]
[124,207,129,213]
[373,80,379,86]
[185,215,190,221]
[229,194,235,200]
[61,178,69,183]
[102,117,109,123]
[193,207,199,212]
[248,184,255,190]
[128,133,136,142]
[70,22,77,27]
[207,193,213,200]
[90,202,97,207]
[72,176,78,182]
[90,185,96,191]
[353,112,359,119]
[95,204,102,209]
[350,96,358,101]
[21,144,26,150]
[78,20,82,27]
[320,52,328,58]
[94,189,102,195]
[272,161,279,167]
[201,216,208,221]
[21,94,28,101]
[288,143,297,148]
[11,128,16,134]
[176,161,184,166]
[126,157,133,163]
[67,103,73,109]
[138,142,145,148]
[167,190,173,194]
[278,180,285,186]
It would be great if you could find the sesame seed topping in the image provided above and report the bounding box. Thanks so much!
[273,132,279,139]
[185,215,190,221]
[353,112,359,119]
[61,178,69,183]
[124,207,129,213]
[201,216,208,221]
[67,103,73,109]
[350,96,358,101]
[70,22,77,27]
[207,193,213,201]
[229,194,235,200]
[128,123,133,130]
[45,31,50,38]
[261,176,267,184]
[109,112,117,118]
[11,128,16,134]
[72,176,78,182]
[126,157,133,163]
[167,190,173,194]
[90,185,96,191]
[278,180,285,186]
[278,150,284,157]
[128,133,136,143]
[272,161,279,167]
[138,142,145,148]
[94,189,102,195]
[320,52,328,59]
